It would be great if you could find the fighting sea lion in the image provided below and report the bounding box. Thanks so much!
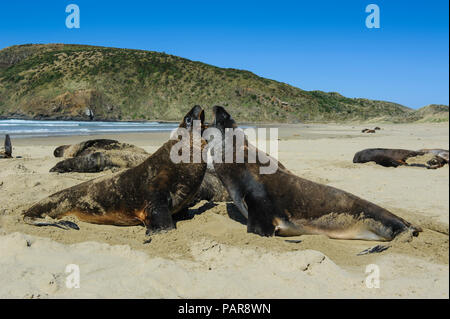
[0,134,12,159]
[210,106,421,243]
[23,106,208,235]
[353,148,425,167]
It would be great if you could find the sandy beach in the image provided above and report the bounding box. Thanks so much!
[0,122,448,298]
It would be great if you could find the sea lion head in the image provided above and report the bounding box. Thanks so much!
[212,105,237,134]
[352,151,362,163]
[179,105,206,133]
[54,145,70,157]
[427,156,448,169]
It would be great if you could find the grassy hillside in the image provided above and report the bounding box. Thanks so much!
[409,104,449,123]
[0,43,443,123]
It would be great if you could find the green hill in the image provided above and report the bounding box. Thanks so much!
[0,43,444,123]
[408,104,449,122]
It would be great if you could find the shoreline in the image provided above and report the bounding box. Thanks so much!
[4,121,449,143]
[0,117,179,124]
[2,116,448,126]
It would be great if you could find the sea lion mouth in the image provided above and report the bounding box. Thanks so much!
[211,105,236,133]
[180,105,205,131]
[196,109,207,133]
[194,108,205,123]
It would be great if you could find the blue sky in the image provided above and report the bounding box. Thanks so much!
[0,0,448,109]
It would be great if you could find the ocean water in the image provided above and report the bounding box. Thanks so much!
[0,119,179,138]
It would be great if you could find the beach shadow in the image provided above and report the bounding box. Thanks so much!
[173,201,248,226]
[407,163,432,169]
[173,201,218,224]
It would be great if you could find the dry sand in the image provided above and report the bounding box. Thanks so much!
[0,123,448,298]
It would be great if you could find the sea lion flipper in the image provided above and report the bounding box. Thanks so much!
[144,193,175,236]
[145,205,175,235]
[245,195,277,237]
[57,220,80,230]
[24,217,79,230]
[379,157,403,167]
[357,244,391,256]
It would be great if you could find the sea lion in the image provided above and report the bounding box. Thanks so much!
[50,140,149,173]
[353,148,425,167]
[0,134,12,159]
[23,105,208,235]
[425,156,447,169]
[53,144,70,157]
[55,139,146,156]
[361,129,376,133]
[53,139,127,158]
[51,152,125,173]
[210,106,421,243]
[418,149,449,169]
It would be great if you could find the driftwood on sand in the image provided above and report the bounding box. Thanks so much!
[0,135,12,159]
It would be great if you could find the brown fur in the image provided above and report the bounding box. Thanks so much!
[353,148,425,167]
[211,106,421,241]
[23,106,208,234]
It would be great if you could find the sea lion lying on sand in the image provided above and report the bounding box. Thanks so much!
[361,127,381,133]
[23,106,208,235]
[50,139,149,173]
[0,135,12,159]
[353,148,448,169]
[209,106,421,248]
[53,139,127,158]
[353,148,425,167]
